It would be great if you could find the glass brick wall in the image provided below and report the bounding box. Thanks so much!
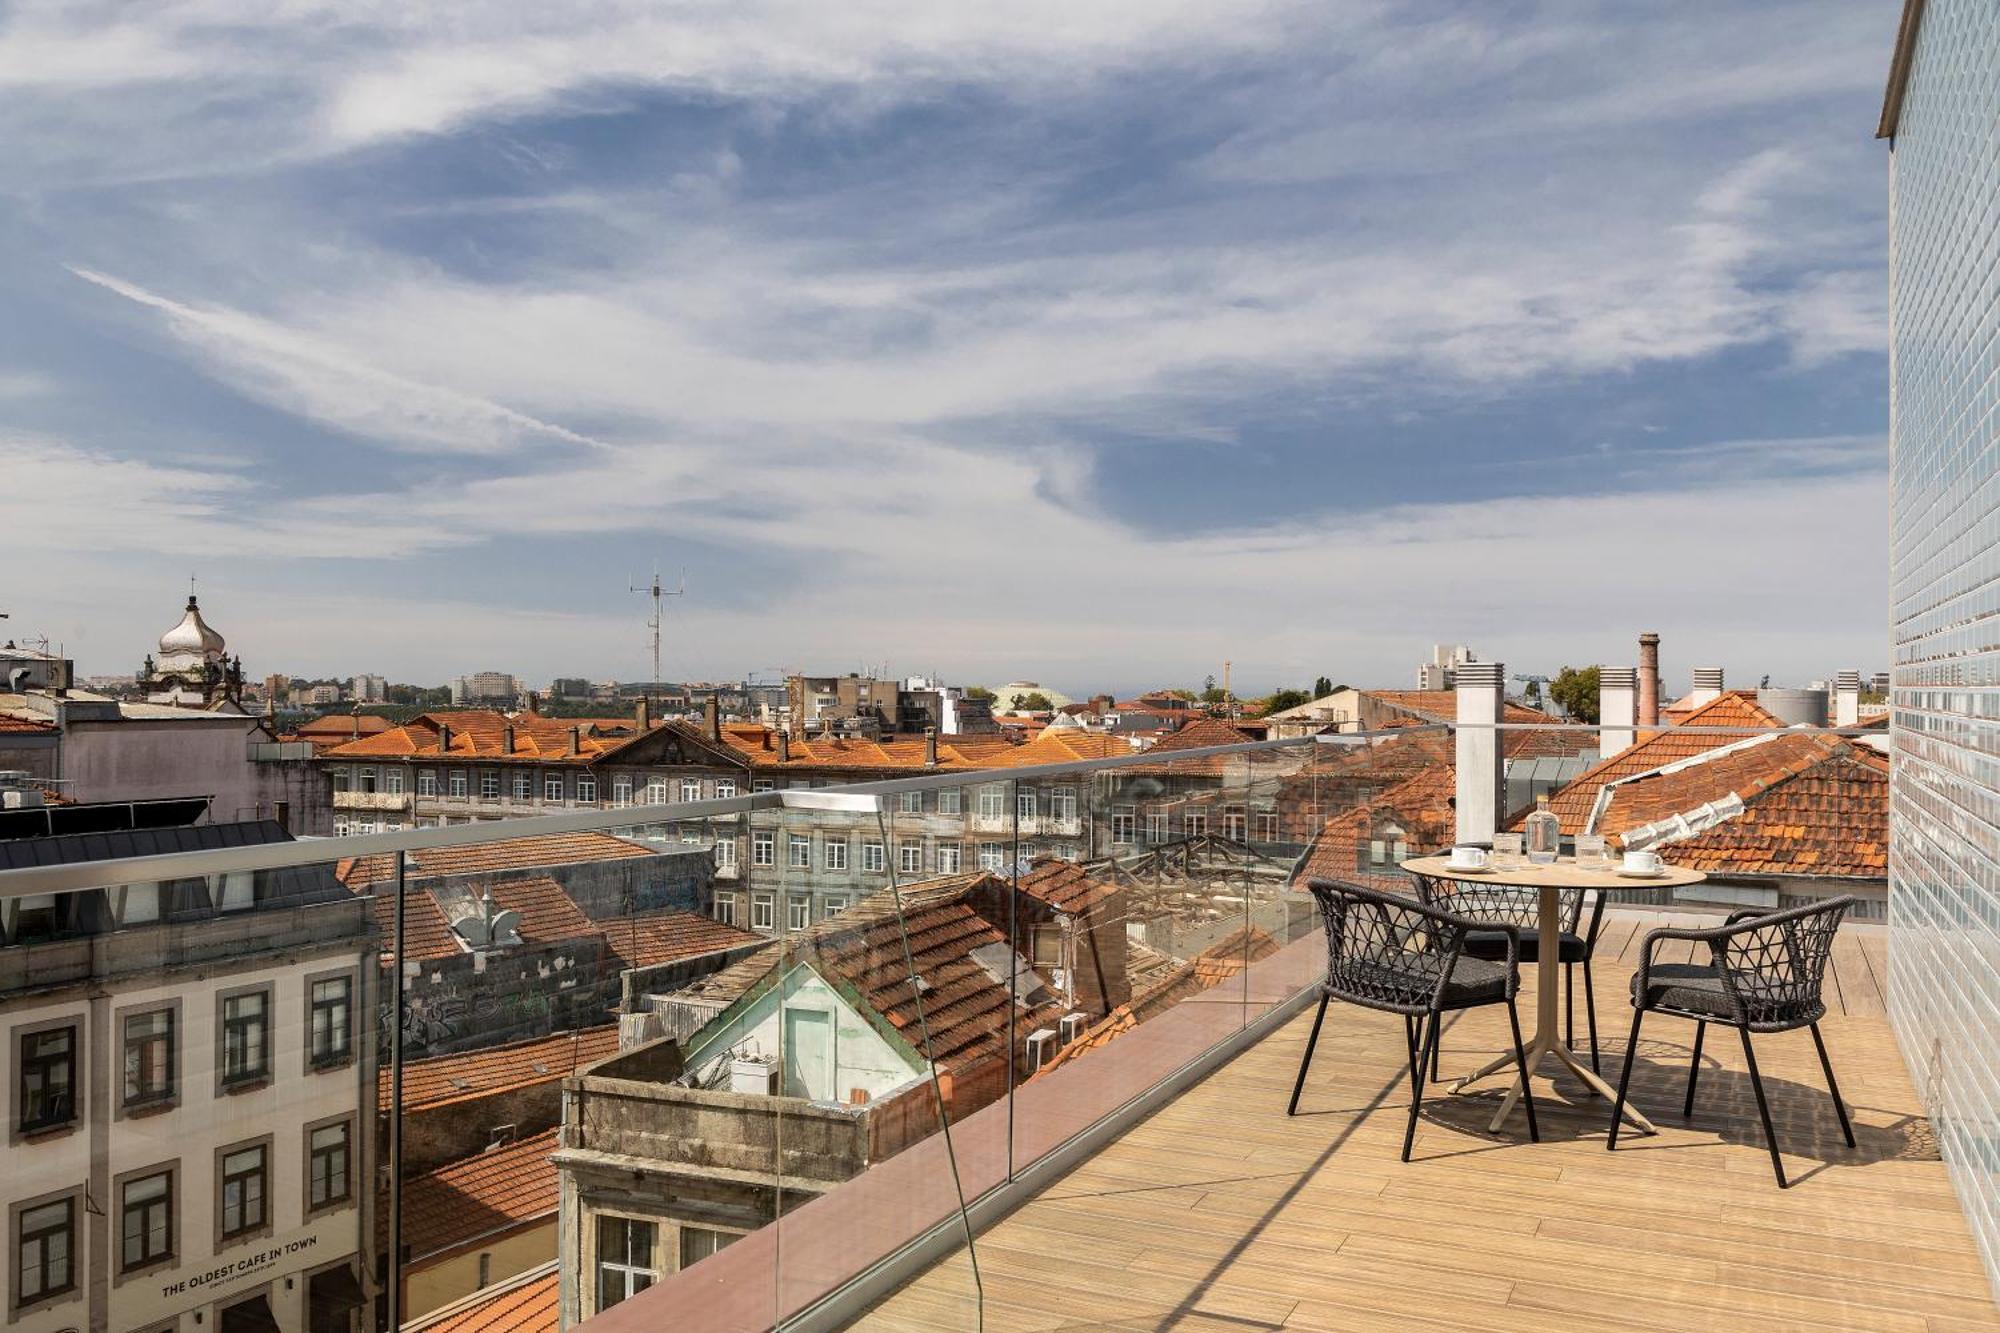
[1886,0,2000,1291]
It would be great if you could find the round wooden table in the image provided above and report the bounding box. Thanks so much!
[1400,854,1707,1136]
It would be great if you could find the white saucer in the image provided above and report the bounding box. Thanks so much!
[1445,863,1495,874]
[1615,868,1667,879]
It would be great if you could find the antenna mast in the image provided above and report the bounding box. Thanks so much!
[628,564,685,694]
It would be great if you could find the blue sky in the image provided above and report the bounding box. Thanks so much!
[0,1,1895,695]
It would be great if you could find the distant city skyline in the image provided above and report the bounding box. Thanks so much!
[3,3,1892,685]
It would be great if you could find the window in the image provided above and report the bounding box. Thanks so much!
[714,893,738,927]
[978,843,1006,871]
[513,772,533,800]
[577,775,597,803]
[752,778,775,793]
[937,843,961,874]
[681,778,702,802]
[448,771,468,798]
[120,1171,173,1272]
[788,896,811,931]
[1223,807,1247,841]
[679,1226,738,1269]
[750,894,775,931]
[417,770,438,798]
[19,1028,75,1132]
[824,840,847,871]
[308,1121,351,1210]
[545,774,564,802]
[219,1144,268,1239]
[899,841,923,874]
[938,788,962,815]
[716,779,737,799]
[384,769,405,796]
[309,977,352,1067]
[1031,925,1063,970]
[1111,806,1135,844]
[479,771,500,799]
[822,895,849,918]
[1050,786,1077,825]
[122,1010,173,1107]
[752,831,775,866]
[899,791,924,814]
[1183,810,1207,838]
[1018,789,1036,820]
[861,842,885,873]
[714,839,736,869]
[1144,810,1169,844]
[978,785,1006,820]
[789,835,811,868]
[17,1197,73,1306]
[357,767,377,794]
[613,777,633,807]
[596,1215,657,1312]
[645,779,668,806]
[221,991,269,1085]
[1254,811,1279,842]
[330,768,350,794]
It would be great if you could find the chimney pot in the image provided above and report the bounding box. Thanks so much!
[1688,667,1724,709]
[1637,633,1661,727]
[704,695,722,743]
[1834,670,1862,728]
[1597,666,1638,758]
[925,726,938,767]
[568,725,581,756]
[635,696,651,730]
[776,730,791,762]
[1453,661,1505,843]
[502,723,515,754]
[439,723,453,754]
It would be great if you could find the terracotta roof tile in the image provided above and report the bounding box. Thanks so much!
[1014,859,1120,914]
[395,1128,559,1261]
[339,831,657,889]
[416,1267,557,1333]
[1295,764,1458,891]
[601,910,763,971]
[0,714,57,734]
[356,873,602,966]
[385,1026,621,1114]
[1534,692,1789,835]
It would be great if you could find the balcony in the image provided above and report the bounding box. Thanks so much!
[332,788,412,811]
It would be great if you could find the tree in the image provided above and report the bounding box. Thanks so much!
[1199,686,1229,705]
[1313,676,1334,698]
[1013,691,1054,712]
[1549,665,1600,723]
[964,685,995,701]
[1265,687,1312,712]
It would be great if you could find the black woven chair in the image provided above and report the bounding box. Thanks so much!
[1607,897,1856,1187]
[1289,879,1538,1160]
[1410,871,1608,1077]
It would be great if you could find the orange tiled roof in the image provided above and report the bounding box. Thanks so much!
[1598,739,1887,879]
[1015,858,1120,914]
[0,713,57,733]
[1295,763,1458,890]
[385,1026,621,1114]
[396,1128,558,1261]
[339,831,657,889]
[1032,928,1278,1077]
[357,873,603,965]
[1535,691,1788,835]
[324,709,724,766]
[1360,690,1585,758]
[601,909,763,972]
[712,724,1124,773]
[417,1267,557,1333]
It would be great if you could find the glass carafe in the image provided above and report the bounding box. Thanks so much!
[1525,793,1561,864]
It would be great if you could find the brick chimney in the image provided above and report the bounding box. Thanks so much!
[924,726,938,767]
[1454,660,1505,843]
[704,695,722,743]
[1598,667,1637,759]
[1688,667,1724,709]
[568,725,581,757]
[635,696,651,730]
[438,723,453,754]
[776,730,791,762]
[1834,670,1862,728]
[502,723,515,755]
[1637,632,1661,727]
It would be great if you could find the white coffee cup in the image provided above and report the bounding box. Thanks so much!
[1622,849,1663,874]
[1448,845,1489,870]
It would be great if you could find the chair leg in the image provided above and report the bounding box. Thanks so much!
[1506,997,1539,1143]
[1430,1013,1442,1080]
[1403,1012,1438,1162]
[1581,962,1600,1074]
[1565,962,1574,1048]
[1287,993,1330,1116]
[1607,1008,1644,1152]
[1683,1021,1705,1117]
[1403,1013,1417,1077]
[1738,1027,1788,1188]
[1809,1022,1857,1148]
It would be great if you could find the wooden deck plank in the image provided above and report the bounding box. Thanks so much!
[857,938,1999,1332]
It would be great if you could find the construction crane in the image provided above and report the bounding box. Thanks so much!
[628,564,684,694]
[1512,672,1553,713]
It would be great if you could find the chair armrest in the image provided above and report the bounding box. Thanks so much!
[1724,908,1768,927]
[1635,922,1733,996]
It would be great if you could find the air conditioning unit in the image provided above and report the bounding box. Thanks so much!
[1025,1028,1059,1073]
[729,1054,779,1096]
[1059,1012,1088,1044]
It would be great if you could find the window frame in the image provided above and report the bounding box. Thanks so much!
[214,1136,273,1249]
[594,1213,660,1315]
[898,840,923,874]
[750,894,775,932]
[576,775,598,803]
[938,787,962,815]
[303,1115,354,1217]
[716,778,738,799]
[417,769,439,798]
[752,831,775,867]
[116,1000,179,1115]
[936,842,961,874]
[680,778,703,802]
[479,770,500,800]
[11,1188,79,1313]
[788,834,811,868]
[788,895,811,931]
[447,770,468,798]
[714,893,739,927]
[14,1018,78,1137]
[305,968,357,1072]
[861,841,885,873]
[116,1163,177,1279]
[216,984,274,1092]
[824,839,847,871]
[822,895,849,919]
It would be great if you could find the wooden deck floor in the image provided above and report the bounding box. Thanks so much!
[861,917,1996,1332]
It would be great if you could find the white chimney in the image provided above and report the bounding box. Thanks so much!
[1834,670,1861,728]
[1454,660,1505,843]
[1688,667,1724,709]
[1598,667,1637,759]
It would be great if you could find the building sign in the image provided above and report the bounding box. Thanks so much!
[114,1216,354,1327]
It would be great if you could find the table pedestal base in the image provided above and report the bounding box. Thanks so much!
[1451,1034,1657,1136]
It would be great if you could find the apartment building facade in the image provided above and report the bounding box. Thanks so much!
[0,813,375,1333]
[1880,0,2000,1283]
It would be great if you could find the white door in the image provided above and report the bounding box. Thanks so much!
[784,1009,834,1101]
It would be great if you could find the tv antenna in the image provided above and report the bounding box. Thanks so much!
[629,564,685,693]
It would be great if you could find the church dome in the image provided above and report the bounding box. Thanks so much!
[159,595,226,656]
